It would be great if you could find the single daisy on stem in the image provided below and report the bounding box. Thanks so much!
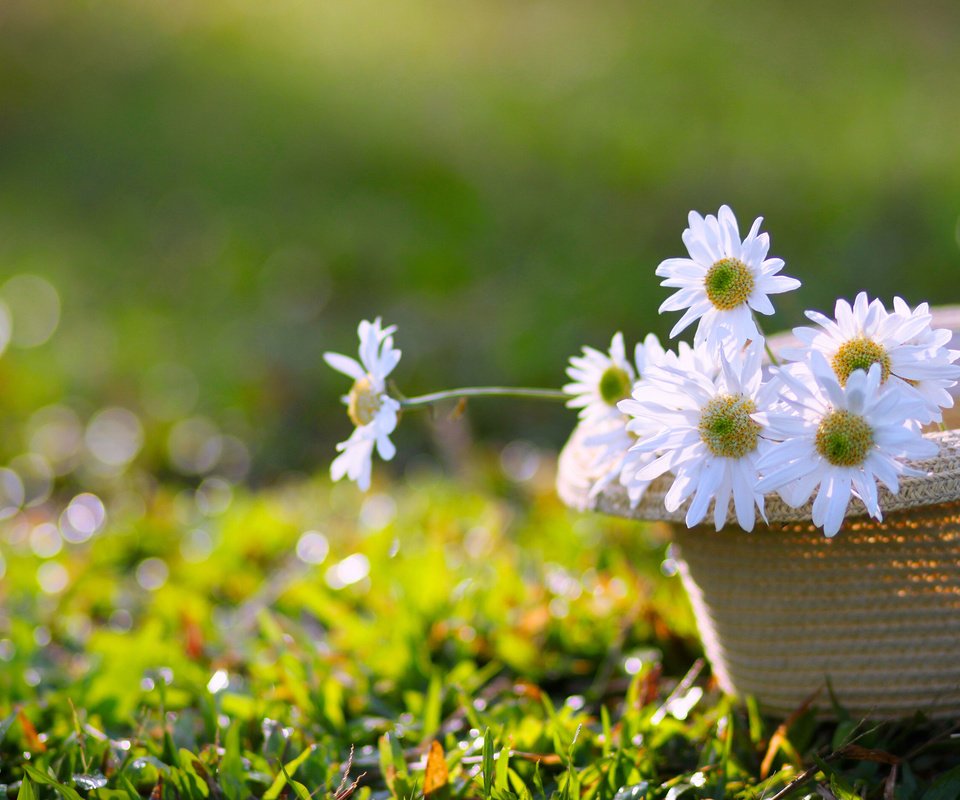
[326,319,568,490]
[656,205,800,350]
[324,318,403,490]
[755,353,939,536]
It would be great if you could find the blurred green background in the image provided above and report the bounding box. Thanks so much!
[2,0,960,479]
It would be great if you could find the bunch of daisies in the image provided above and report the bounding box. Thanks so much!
[325,206,960,537]
[565,206,959,536]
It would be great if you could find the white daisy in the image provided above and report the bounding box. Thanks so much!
[633,332,669,382]
[564,332,636,423]
[578,416,639,500]
[578,333,677,504]
[656,205,800,349]
[782,292,960,424]
[324,317,402,490]
[891,297,960,419]
[618,342,773,531]
[755,353,938,537]
[613,336,725,505]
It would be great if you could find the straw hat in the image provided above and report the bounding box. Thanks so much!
[555,306,960,719]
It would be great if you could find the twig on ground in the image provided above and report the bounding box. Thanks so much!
[650,658,705,725]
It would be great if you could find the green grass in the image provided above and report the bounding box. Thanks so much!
[4,463,960,800]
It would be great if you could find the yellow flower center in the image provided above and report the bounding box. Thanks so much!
[698,394,760,458]
[831,337,891,385]
[347,376,382,426]
[815,409,873,467]
[704,258,755,311]
[598,366,633,406]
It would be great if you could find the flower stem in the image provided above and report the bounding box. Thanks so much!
[763,340,781,367]
[398,387,568,410]
[752,315,781,366]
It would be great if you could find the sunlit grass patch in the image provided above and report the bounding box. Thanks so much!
[3,466,960,798]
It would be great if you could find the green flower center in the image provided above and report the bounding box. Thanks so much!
[831,337,891,385]
[598,366,633,406]
[348,376,382,426]
[698,394,760,458]
[704,258,755,311]
[815,409,874,467]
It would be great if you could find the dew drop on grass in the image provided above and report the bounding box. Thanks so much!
[624,656,644,675]
[613,782,649,800]
[207,669,229,694]
[73,774,108,791]
[565,695,586,711]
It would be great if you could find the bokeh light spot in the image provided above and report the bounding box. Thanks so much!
[360,493,397,531]
[0,300,11,357]
[27,405,84,475]
[0,468,25,520]
[168,417,222,475]
[61,493,107,543]
[181,529,214,563]
[29,523,62,558]
[325,553,370,589]
[136,558,169,591]
[86,408,144,468]
[196,477,233,516]
[296,530,330,564]
[500,440,541,482]
[10,453,54,508]
[37,562,69,594]
[1,274,61,348]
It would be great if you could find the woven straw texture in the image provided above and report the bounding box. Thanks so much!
[674,506,960,718]
[555,307,960,718]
